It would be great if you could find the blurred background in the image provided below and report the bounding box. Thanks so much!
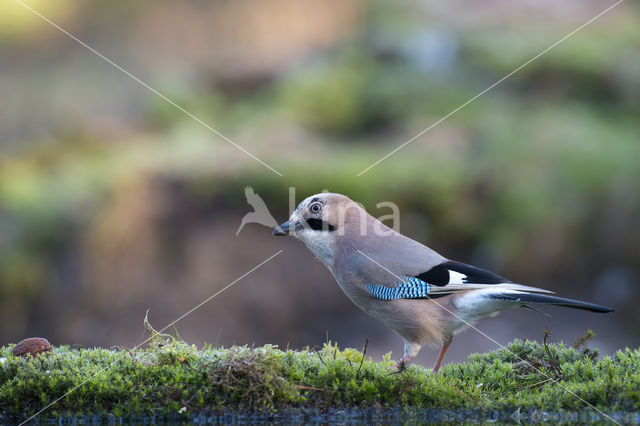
[1,0,639,367]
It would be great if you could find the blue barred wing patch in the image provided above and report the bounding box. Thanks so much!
[365,277,431,301]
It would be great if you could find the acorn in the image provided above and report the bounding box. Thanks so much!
[11,337,52,357]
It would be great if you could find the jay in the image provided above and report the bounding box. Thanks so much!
[273,193,613,372]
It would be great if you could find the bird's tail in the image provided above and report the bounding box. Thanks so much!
[490,292,614,313]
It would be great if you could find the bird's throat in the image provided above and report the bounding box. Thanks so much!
[297,231,335,269]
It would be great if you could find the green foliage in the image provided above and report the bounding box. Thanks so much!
[1,3,639,318]
[281,50,411,136]
[1,338,640,421]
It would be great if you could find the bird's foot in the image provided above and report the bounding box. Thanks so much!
[391,357,409,373]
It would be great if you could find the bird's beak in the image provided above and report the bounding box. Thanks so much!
[273,220,293,236]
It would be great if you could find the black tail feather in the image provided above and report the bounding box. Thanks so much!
[490,292,614,313]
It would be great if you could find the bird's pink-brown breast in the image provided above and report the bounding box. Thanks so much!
[330,247,453,347]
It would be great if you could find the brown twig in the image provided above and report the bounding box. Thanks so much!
[316,350,327,368]
[294,384,326,391]
[521,377,556,390]
[542,330,563,379]
[357,338,369,377]
[449,381,476,403]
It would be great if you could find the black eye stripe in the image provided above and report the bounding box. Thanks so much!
[305,218,336,232]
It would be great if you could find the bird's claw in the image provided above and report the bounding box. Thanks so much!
[390,358,408,374]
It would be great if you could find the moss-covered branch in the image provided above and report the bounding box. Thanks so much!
[1,336,638,422]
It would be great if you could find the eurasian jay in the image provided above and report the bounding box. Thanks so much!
[273,193,613,372]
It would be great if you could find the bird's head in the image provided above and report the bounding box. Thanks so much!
[273,193,364,266]
[272,193,355,237]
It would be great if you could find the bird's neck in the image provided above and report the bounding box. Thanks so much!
[297,230,336,270]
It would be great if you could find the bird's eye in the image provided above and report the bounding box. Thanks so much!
[309,202,323,214]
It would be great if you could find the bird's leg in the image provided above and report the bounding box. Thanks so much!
[432,337,453,373]
[391,341,421,372]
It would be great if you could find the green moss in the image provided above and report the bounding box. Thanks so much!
[1,334,639,422]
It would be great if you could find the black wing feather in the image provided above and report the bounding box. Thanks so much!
[415,260,511,286]
[414,264,450,286]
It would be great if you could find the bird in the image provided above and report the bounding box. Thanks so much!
[236,186,278,235]
[272,192,613,372]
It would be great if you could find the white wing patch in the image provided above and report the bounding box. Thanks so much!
[448,270,467,284]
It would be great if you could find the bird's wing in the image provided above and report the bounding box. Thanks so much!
[245,186,270,211]
[360,258,552,301]
[246,187,263,206]
[413,260,552,294]
[349,230,551,301]
[336,218,552,301]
